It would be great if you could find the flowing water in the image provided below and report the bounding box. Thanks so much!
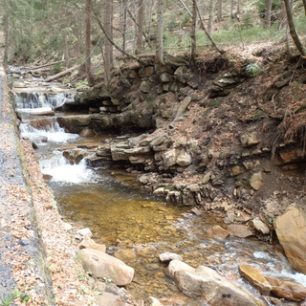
[14,88,306,304]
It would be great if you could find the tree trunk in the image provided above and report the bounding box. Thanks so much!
[265,0,273,27]
[85,0,93,85]
[156,0,164,64]
[237,0,241,15]
[302,0,306,15]
[231,0,235,19]
[217,0,223,22]
[121,0,127,52]
[207,0,214,34]
[136,0,145,53]
[104,0,113,82]
[3,0,9,65]
[283,0,305,55]
[191,0,197,60]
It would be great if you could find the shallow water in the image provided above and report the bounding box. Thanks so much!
[14,89,306,304]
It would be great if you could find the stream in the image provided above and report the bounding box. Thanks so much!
[13,82,306,304]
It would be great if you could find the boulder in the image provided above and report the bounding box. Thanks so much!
[159,252,182,263]
[244,63,263,78]
[174,66,193,84]
[240,132,260,147]
[169,260,264,306]
[250,217,270,235]
[267,276,306,302]
[239,264,272,295]
[80,128,95,137]
[140,81,151,93]
[161,149,177,168]
[79,237,106,253]
[168,259,194,279]
[249,172,263,191]
[160,72,171,83]
[79,249,134,286]
[95,291,127,306]
[279,148,305,164]
[206,225,231,240]
[274,205,306,274]
[76,228,92,240]
[58,115,91,133]
[239,264,306,302]
[227,224,253,238]
[176,151,192,167]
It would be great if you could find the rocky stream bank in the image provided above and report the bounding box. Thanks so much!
[10,45,306,305]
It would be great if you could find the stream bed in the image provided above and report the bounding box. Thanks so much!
[13,84,306,304]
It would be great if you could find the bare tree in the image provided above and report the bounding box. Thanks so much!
[264,0,273,27]
[283,0,305,55]
[217,0,223,22]
[136,0,145,53]
[302,0,306,15]
[104,0,113,82]
[208,0,214,34]
[2,0,9,65]
[191,0,197,60]
[231,0,235,19]
[85,0,94,85]
[237,0,241,15]
[120,0,128,52]
[156,0,164,64]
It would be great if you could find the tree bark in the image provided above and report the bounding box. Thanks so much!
[46,65,81,82]
[264,0,273,27]
[283,0,305,55]
[217,0,223,22]
[121,0,128,52]
[156,0,164,64]
[3,0,9,65]
[237,0,241,15]
[136,0,145,53]
[85,0,94,85]
[302,0,306,15]
[207,0,214,34]
[231,0,235,19]
[104,0,113,82]
[191,0,197,61]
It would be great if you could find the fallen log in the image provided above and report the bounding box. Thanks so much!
[25,60,64,71]
[45,64,80,82]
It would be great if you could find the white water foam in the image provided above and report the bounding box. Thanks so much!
[15,92,74,109]
[20,122,79,144]
[253,251,306,286]
[40,153,96,184]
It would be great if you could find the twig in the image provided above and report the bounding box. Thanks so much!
[194,0,224,55]
[93,12,146,65]
[127,9,153,48]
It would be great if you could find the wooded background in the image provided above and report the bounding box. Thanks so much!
[0,0,305,82]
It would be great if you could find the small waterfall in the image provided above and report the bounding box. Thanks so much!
[20,121,78,144]
[254,251,306,286]
[40,152,96,184]
[14,92,74,109]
